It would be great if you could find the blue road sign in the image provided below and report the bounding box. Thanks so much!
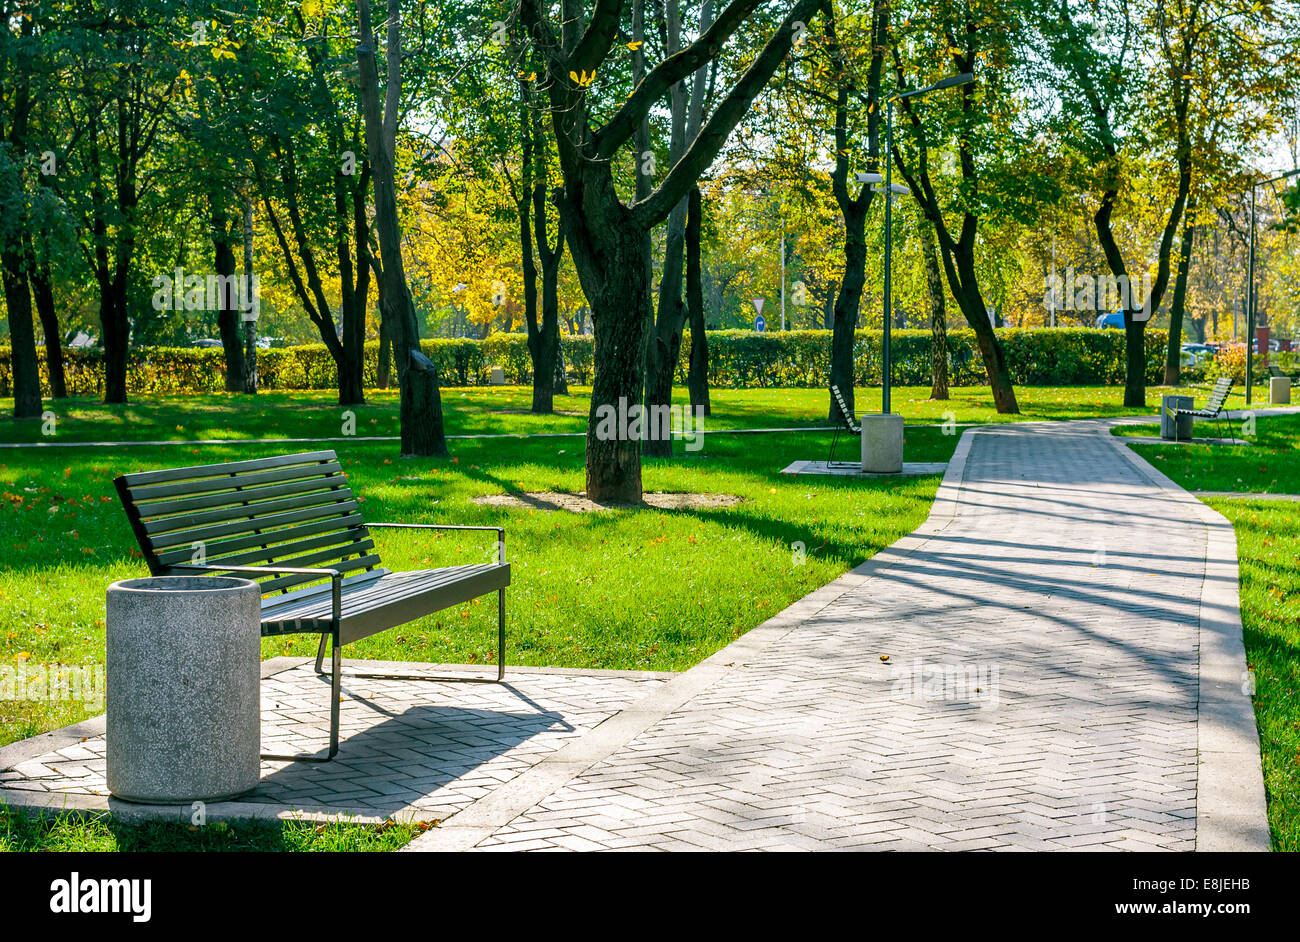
[755,315,766,332]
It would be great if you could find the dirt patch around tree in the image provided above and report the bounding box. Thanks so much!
[473,491,744,513]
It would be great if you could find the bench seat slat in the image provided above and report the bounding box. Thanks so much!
[258,564,511,643]
[259,568,389,614]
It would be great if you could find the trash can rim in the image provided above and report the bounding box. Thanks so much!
[108,575,259,594]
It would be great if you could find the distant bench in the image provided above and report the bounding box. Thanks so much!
[828,384,861,466]
[115,450,510,761]
[1165,377,1236,442]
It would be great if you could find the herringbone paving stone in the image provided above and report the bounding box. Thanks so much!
[470,423,1203,850]
[4,668,668,820]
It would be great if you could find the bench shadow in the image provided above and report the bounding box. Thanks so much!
[250,685,567,818]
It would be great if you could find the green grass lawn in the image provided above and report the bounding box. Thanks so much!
[0,803,426,851]
[0,381,1243,444]
[1121,412,1300,850]
[1115,410,1300,494]
[0,382,1246,851]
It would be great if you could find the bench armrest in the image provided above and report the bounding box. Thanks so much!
[368,522,506,565]
[168,563,343,625]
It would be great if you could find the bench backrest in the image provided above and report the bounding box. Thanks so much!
[830,384,857,430]
[1269,365,1283,378]
[1204,377,1231,413]
[115,450,382,595]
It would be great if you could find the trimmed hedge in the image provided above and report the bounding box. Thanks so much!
[688,327,1166,388]
[0,327,1164,397]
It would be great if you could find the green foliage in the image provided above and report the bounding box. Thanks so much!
[0,329,1166,396]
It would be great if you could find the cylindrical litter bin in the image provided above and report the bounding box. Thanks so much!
[1270,375,1291,405]
[1160,394,1193,441]
[106,576,261,804]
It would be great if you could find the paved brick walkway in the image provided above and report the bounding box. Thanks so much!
[411,421,1267,851]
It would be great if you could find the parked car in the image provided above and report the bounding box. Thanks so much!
[1095,311,1125,329]
[192,339,223,348]
[1180,343,1216,366]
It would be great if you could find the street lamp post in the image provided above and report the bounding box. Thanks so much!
[1245,168,1300,405]
[847,72,973,473]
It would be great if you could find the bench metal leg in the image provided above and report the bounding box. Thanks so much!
[828,426,840,467]
[269,597,507,762]
[264,629,341,763]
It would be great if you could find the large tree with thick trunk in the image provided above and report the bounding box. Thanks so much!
[0,7,41,419]
[888,1,1036,415]
[520,0,824,501]
[643,0,715,457]
[251,7,374,406]
[504,40,568,414]
[1040,0,1291,404]
[358,0,449,457]
[810,0,886,421]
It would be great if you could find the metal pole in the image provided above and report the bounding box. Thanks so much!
[780,222,786,331]
[1246,186,1256,405]
[1049,234,1056,328]
[882,98,893,415]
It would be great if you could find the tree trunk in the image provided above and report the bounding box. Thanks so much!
[27,238,66,399]
[573,216,651,503]
[377,306,392,389]
[824,1,882,421]
[211,195,245,393]
[553,337,569,395]
[534,236,563,412]
[643,0,698,459]
[358,0,447,456]
[1124,321,1147,406]
[101,275,130,405]
[686,186,710,416]
[919,220,948,400]
[828,206,867,420]
[240,193,258,393]
[1164,221,1196,386]
[1,249,42,418]
[952,252,1018,413]
[644,216,685,457]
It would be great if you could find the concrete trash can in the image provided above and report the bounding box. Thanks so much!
[1160,394,1193,441]
[106,576,262,804]
[1270,375,1291,405]
[861,413,904,473]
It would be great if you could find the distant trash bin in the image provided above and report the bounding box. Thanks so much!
[1161,395,1193,441]
[1270,375,1291,405]
[106,576,261,804]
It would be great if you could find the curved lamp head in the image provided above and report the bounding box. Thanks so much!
[894,72,975,101]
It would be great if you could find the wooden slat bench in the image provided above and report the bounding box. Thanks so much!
[1165,377,1235,442]
[114,450,510,761]
[828,383,861,466]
